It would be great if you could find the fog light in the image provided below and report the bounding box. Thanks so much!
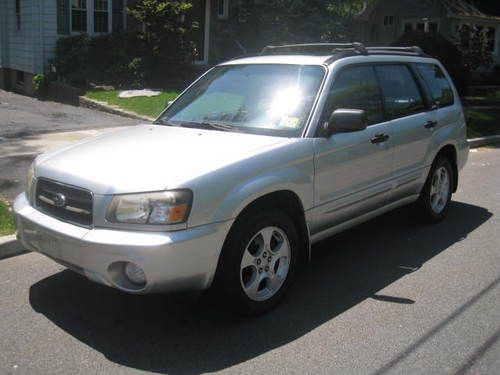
[124,262,146,285]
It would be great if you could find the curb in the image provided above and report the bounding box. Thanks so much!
[0,234,28,260]
[468,135,500,148]
[79,96,154,122]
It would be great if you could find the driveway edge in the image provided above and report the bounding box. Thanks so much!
[79,96,154,122]
[468,135,500,148]
[0,234,28,260]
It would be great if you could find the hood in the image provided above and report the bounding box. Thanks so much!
[35,125,288,194]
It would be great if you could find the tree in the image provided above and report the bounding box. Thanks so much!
[456,23,494,71]
[225,0,369,53]
[126,0,198,72]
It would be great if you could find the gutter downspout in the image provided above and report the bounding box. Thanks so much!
[38,0,45,74]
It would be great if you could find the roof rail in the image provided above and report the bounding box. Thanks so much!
[261,42,368,56]
[365,46,428,56]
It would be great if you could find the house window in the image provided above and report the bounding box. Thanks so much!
[217,0,229,20]
[486,26,496,52]
[383,15,394,27]
[71,0,87,32]
[94,0,109,32]
[16,70,24,86]
[461,25,497,52]
[403,19,439,34]
[15,0,21,30]
[428,22,438,34]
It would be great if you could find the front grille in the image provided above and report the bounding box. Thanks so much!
[35,178,93,227]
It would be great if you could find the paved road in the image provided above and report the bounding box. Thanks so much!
[0,147,499,374]
[0,128,122,201]
[0,89,137,138]
[0,89,138,201]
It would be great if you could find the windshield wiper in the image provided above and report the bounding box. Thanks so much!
[154,119,241,132]
[153,118,176,126]
[177,121,239,132]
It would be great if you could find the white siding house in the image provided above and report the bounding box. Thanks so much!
[0,0,127,95]
[353,0,500,66]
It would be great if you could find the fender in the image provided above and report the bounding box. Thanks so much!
[212,164,314,224]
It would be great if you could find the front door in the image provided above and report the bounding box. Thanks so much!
[311,65,394,236]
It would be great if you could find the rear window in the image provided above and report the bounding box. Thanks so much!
[416,63,454,108]
[375,65,425,120]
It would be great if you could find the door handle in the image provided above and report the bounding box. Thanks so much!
[370,133,389,144]
[424,120,438,129]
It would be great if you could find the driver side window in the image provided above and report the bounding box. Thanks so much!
[322,65,384,126]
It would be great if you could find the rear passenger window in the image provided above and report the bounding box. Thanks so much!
[324,66,384,125]
[416,63,454,107]
[375,65,425,120]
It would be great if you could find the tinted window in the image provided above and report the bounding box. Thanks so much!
[323,66,384,125]
[416,63,454,107]
[375,65,425,119]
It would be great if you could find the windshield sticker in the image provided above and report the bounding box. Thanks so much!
[279,116,301,129]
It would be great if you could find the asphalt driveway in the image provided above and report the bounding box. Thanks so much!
[0,89,138,138]
[0,147,499,374]
[0,89,138,201]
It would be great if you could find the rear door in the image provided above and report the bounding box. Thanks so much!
[374,64,433,201]
[311,65,394,235]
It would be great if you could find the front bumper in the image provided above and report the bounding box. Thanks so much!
[14,193,233,294]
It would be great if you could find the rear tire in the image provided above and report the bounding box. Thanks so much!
[214,209,299,315]
[417,156,454,223]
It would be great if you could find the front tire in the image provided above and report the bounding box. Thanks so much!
[417,156,454,223]
[214,209,299,315]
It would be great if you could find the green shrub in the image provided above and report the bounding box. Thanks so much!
[53,1,198,88]
[32,74,47,92]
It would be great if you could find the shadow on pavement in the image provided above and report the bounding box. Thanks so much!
[29,201,492,374]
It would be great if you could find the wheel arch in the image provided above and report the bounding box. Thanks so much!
[220,190,311,268]
[435,144,458,192]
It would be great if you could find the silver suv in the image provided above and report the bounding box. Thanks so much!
[14,44,469,314]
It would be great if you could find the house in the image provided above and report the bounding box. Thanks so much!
[0,0,233,95]
[2,0,498,96]
[353,0,500,65]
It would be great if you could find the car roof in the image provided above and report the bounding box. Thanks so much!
[220,53,438,68]
[220,55,332,66]
[219,44,439,67]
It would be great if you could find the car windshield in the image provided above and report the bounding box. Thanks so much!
[155,64,326,137]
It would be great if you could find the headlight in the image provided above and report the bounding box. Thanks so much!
[26,162,35,205]
[106,190,193,225]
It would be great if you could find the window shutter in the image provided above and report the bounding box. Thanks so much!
[112,0,124,32]
[57,0,70,35]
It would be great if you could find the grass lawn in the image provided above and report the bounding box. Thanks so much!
[85,90,179,119]
[463,90,500,107]
[0,200,15,236]
[465,108,500,138]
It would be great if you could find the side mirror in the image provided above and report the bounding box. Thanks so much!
[324,109,367,136]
